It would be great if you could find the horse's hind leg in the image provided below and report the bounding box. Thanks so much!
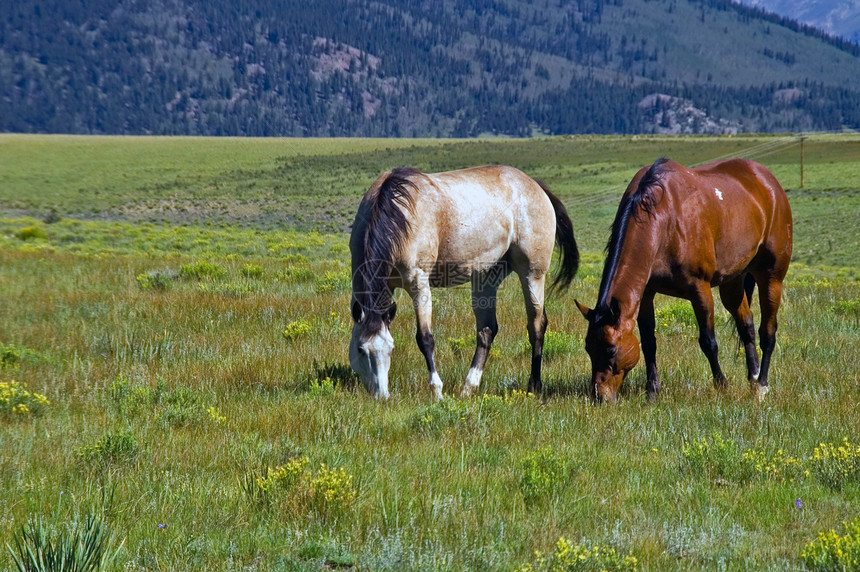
[718,274,761,385]
[690,283,728,390]
[519,271,548,394]
[753,275,785,400]
[408,273,443,400]
[460,275,503,398]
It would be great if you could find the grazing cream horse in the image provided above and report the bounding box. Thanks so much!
[349,165,579,399]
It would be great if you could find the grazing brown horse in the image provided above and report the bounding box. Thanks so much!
[349,165,579,399]
[576,158,792,402]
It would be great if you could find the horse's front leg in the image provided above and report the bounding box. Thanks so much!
[690,284,728,390]
[461,278,501,398]
[409,274,443,400]
[638,289,661,402]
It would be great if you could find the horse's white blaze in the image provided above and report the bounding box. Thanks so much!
[714,188,724,200]
[349,323,394,399]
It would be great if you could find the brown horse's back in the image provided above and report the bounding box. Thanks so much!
[655,159,792,287]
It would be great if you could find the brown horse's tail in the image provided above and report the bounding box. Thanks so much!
[539,180,579,291]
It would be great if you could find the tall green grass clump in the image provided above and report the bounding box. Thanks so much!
[109,377,224,428]
[520,446,571,503]
[178,260,226,280]
[76,432,139,469]
[408,398,472,434]
[6,514,122,572]
[681,433,752,483]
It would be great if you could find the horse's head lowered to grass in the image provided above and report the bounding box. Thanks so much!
[576,297,640,403]
[348,275,398,399]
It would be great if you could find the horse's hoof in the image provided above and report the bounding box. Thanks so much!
[753,384,769,402]
[459,384,477,399]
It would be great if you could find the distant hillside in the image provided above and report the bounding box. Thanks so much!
[735,0,860,45]
[2,0,860,136]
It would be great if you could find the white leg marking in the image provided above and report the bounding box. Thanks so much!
[429,372,443,400]
[460,367,483,398]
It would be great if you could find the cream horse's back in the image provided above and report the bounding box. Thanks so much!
[350,165,579,399]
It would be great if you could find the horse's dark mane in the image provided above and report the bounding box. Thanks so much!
[594,157,668,320]
[357,167,419,333]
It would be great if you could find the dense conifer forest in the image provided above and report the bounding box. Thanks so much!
[2,0,860,136]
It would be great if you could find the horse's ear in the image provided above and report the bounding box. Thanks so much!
[351,299,362,323]
[575,299,592,320]
[609,297,621,323]
[385,301,397,324]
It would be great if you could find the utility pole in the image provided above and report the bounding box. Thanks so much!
[800,133,805,189]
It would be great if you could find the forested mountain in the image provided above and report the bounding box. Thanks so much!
[3,0,860,136]
[735,0,860,45]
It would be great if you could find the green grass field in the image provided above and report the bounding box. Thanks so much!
[0,134,859,571]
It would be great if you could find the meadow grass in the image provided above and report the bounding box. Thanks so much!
[0,134,859,570]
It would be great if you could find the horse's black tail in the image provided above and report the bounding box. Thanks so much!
[538,180,579,291]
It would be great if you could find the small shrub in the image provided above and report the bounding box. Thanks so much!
[277,266,315,283]
[6,514,122,572]
[1,344,22,367]
[519,536,638,571]
[313,361,359,390]
[283,319,313,341]
[520,446,570,503]
[0,380,50,417]
[809,438,860,489]
[77,432,139,468]
[241,263,265,278]
[681,433,752,483]
[306,377,335,398]
[15,226,46,241]
[833,300,860,326]
[742,447,805,482]
[802,515,860,572]
[0,344,52,369]
[408,398,471,434]
[136,270,175,291]
[309,464,356,519]
[178,260,226,280]
[244,457,355,521]
[255,457,311,497]
[314,271,350,293]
